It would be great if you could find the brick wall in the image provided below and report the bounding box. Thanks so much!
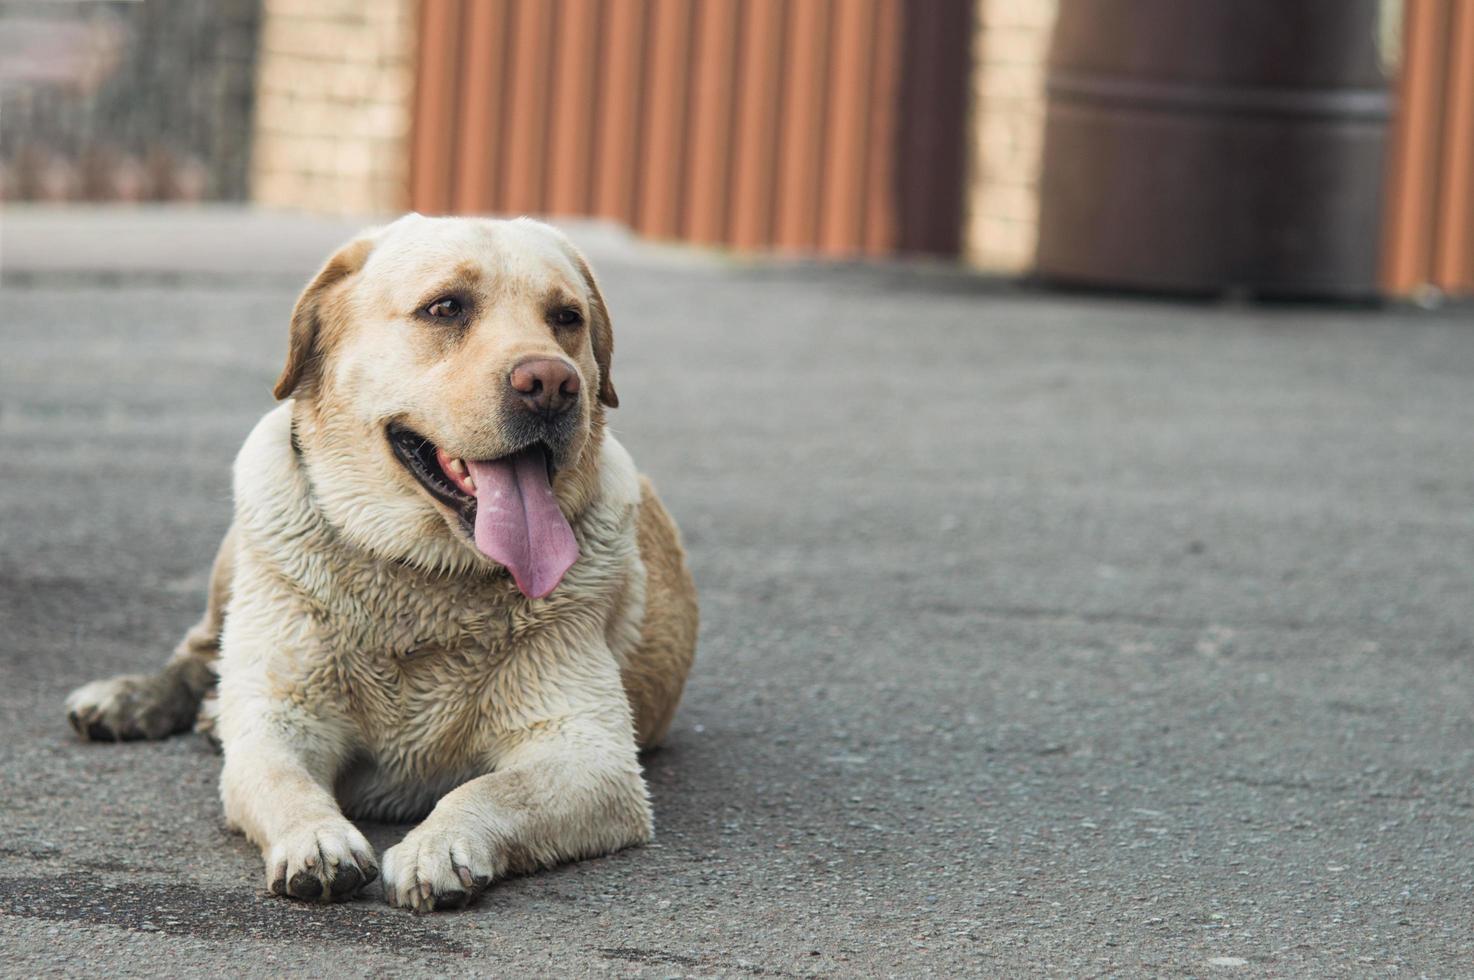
[249,0,415,214]
[965,0,1057,273]
[250,0,1058,252]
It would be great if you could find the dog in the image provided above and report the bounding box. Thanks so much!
[64,214,698,910]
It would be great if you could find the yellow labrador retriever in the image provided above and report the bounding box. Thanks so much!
[64,214,698,910]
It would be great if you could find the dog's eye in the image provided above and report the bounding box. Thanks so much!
[425,298,462,318]
[551,307,583,328]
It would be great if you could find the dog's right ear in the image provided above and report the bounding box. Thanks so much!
[273,236,375,400]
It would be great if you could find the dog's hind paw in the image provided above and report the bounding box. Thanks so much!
[65,671,201,742]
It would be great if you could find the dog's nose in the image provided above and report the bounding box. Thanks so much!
[509,357,580,417]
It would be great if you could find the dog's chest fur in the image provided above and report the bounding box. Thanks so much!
[226,406,644,822]
[293,520,636,820]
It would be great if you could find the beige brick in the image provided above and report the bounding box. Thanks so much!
[290,134,338,173]
[250,136,293,175]
[372,161,409,189]
[292,134,337,173]
[325,61,384,101]
[265,22,365,62]
[371,65,417,103]
[252,90,295,127]
[979,184,1040,223]
[250,168,309,209]
[368,176,411,214]
[352,101,411,140]
[261,18,410,79]
[330,140,374,178]
[977,110,1030,153]
[365,0,414,26]
[264,0,370,24]
[369,17,416,59]
[335,174,404,215]
[257,57,335,96]
[965,215,1037,273]
[969,228,1028,259]
[981,0,1059,31]
[261,18,341,59]
[977,127,1044,183]
[977,61,1048,100]
[324,180,374,213]
[980,23,1053,67]
[258,134,313,174]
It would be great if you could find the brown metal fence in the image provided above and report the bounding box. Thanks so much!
[1384,0,1474,296]
[409,0,971,256]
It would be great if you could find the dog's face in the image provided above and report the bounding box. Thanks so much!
[277,215,619,592]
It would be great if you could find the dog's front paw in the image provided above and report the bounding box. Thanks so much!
[65,672,199,741]
[265,821,378,903]
[381,819,499,912]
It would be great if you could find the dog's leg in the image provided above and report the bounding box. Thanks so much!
[219,705,377,903]
[381,716,652,911]
[66,524,237,741]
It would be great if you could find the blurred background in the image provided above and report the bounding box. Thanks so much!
[3,4,1474,973]
[2,0,1470,301]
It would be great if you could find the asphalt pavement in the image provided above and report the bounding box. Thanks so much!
[2,206,1472,977]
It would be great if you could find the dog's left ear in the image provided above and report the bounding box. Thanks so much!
[274,235,375,400]
[573,252,619,409]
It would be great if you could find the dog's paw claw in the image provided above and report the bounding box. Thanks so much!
[382,826,498,912]
[328,863,364,898]
[288,870,323,900]
[265,822,377,903]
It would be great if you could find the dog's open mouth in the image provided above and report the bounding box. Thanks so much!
[388,424,578,599]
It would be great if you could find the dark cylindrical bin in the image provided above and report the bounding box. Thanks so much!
[1036,0,1393,299]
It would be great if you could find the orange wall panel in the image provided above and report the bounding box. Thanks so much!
[410,0,973,257]
[1384,0,1474,296]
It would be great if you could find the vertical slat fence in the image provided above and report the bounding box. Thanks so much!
[1384,0,1474,296]
[410,0,973,256]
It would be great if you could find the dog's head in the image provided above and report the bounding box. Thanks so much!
[276,214,618,595]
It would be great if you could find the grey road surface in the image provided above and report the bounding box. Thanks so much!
[2,208,1472,977]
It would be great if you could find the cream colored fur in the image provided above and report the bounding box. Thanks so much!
[64,215,698,911]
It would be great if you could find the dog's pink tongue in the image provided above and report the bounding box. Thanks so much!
[467,449,578,599]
